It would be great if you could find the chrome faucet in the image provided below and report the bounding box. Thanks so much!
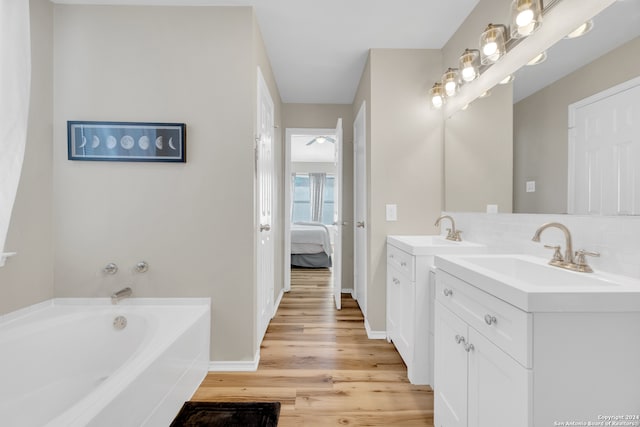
[531,222,599,273]
[111,287,132,304]
[434,215,462,241]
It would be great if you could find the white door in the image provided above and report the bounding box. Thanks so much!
[256,68,274,345]
[467,329,530,427]
[333,119,343,310]
[434,302,468,427]
[569,77,640,215]
[353,102,367,316]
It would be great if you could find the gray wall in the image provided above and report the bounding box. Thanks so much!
[282,103,354,291]
[0,0,54,315]
[52,5,281,362]
[354,49,444,331]
[442,0,514,213]
[514,36,640,213]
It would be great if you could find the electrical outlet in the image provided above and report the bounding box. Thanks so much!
[526,181,536,193]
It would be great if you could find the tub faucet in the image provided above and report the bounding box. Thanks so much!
[531,222,600,272]
[434,215,462,241]
[111,287,132,304]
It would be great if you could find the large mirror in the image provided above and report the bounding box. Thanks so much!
[444,0,640,214]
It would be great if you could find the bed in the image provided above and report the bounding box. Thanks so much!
[290,222,333,268]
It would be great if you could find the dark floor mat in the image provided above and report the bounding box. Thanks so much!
[170,401,280,427]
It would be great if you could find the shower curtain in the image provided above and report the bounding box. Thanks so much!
[0,0,31,263]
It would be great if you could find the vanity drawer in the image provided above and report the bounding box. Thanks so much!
[387,244,415,281]
[436,270,532,368]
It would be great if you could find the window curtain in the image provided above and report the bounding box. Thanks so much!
[0,0,31,264]
[309,173,326,222]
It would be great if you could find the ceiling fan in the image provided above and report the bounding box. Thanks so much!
[306,136,336,146]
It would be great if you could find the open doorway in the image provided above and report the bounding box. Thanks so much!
[284,123,343,309]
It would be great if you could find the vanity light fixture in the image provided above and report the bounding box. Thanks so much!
[526,50,547,65]
[510,0,543,38]
[458,49,481,83]
[442,68,460,97]
[429,82,446,109]
[565,20,593,39]
[499,74,515,84]
[480,24,508,64]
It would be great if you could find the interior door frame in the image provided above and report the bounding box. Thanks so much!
[353,101,367,316]
[284,127,341,293]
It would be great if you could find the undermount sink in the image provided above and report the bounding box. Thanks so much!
[387,235,486,256]
[435,254,640,312]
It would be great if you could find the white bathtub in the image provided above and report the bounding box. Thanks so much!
[0,298,210,427]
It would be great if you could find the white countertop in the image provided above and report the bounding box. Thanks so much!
[435,254,640,312]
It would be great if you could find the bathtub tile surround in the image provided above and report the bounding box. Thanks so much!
[442,212,640,280]
[0,298,210,427]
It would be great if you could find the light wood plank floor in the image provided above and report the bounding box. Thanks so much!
[192,268,434,426]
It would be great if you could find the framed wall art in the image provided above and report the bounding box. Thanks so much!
[67,121,186,162]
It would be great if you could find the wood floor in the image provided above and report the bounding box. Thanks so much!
[192,267,434,426]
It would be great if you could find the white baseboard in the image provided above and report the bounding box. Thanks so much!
[273,288,284,318]
[209,350,260,372]
[341,288,354,294]
[364,318,387,340]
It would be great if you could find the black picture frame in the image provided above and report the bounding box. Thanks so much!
[67,121,186,162]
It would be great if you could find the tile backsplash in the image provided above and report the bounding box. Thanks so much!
[442,212,640,280]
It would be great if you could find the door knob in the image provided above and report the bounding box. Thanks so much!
[356,221,365,228]
[259,224,271,232]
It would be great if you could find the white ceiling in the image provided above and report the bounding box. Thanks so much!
[51,0,638,106]
[53,0,480,104]
[291,135,336,163]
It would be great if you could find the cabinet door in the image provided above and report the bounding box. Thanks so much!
[467,329,531,427]
[396,272,415,362]
[434,302,468,427]
[386,264,401,342]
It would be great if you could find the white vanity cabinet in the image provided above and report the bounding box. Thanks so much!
[386,242,433,385]
[434,258,640,427]
[434,270,531,427]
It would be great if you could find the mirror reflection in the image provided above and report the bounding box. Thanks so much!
[445,0,640,214]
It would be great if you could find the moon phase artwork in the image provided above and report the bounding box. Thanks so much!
[67,121,186,163]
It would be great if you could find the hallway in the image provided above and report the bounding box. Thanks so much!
[193,267,433,425]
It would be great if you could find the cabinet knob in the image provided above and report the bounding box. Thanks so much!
[393,277,400,285]
[443,288,453,297]
[464,342,475,352]
[400,261,407,267]
[455,334,465,344]
[484,314,497,325]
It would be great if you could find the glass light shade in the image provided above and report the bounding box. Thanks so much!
[458,49,480,83]
[565,20,593,39]
[510,0,542,39]
[527,50,547,66]
[480,24,507,64]
[429,83,445,109]
[442,68,460,97]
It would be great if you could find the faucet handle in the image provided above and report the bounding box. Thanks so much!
[574,249,600,273]
[446,228,463,242]
[543,245,564,262]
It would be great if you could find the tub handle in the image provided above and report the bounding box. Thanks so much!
[103,263,118,275]
[134,261,149,273]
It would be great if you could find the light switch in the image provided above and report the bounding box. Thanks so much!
[386,204,397,221]
[526,181,536,193]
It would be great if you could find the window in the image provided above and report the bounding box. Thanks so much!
[292,173,335,225]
